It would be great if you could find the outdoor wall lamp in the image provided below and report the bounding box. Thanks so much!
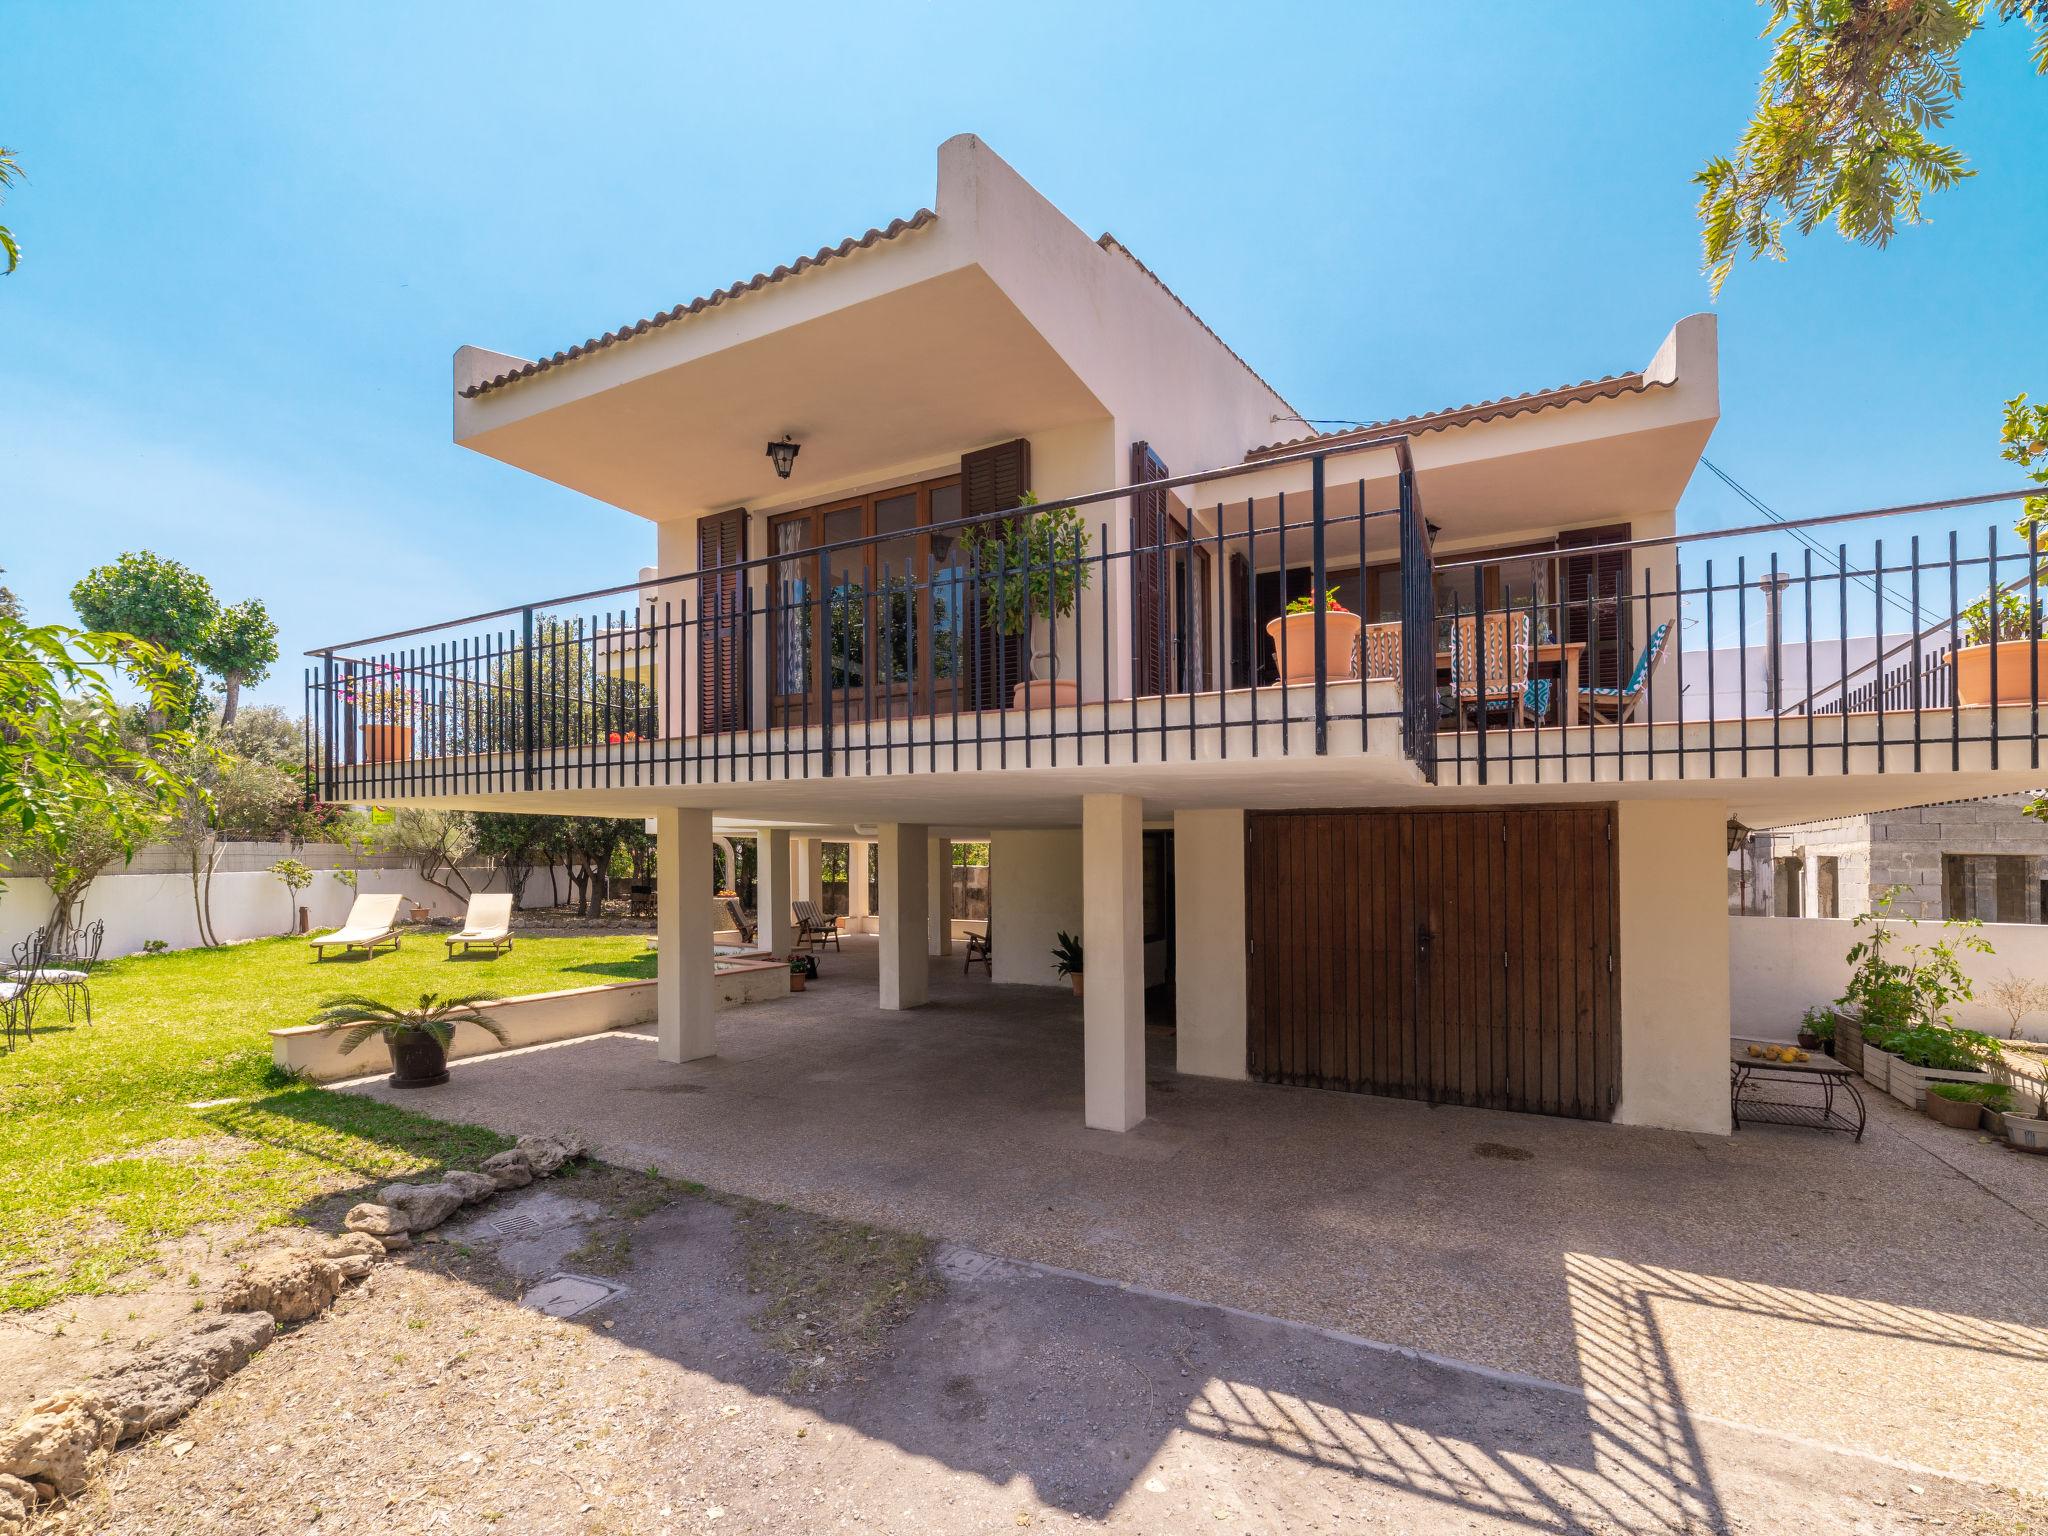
[765,435,801,479]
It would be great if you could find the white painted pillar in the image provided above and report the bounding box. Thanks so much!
[757,828,794,956]
[791,837,818,906]
[1174,809,1248,1079]
[848,840,873,920]
[928,838,953,957]
[877,824,929,1010]
[1615,799,1732,1134]
[655,806,717,1063]
[1082,794,1145,1131]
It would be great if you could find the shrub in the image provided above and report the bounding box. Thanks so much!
[1888,1024,1998,1072]
[1929,1082,2011,1108]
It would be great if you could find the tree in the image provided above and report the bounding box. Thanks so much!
[1,617,200,899]
[378,808,477,905]
[162,723,306,946]
[0,567,21,623]
[0,146,21,276]
[471,812,568,910]
[193,599,278,726]
[268,857,313,936]
[1699,1,2046,295]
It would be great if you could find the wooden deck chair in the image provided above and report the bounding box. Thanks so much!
[446,893,515,957]
[791,899,840,952]
[310,893,405,960]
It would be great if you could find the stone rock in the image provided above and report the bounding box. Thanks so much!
[443,1170,497,1206]
[89,1313,275,1444]
[344,1202,407,1238]
[219,1249,344,1325]
[480,1149,534,1190]
[0,1391,120,1499]
[514,1132,584,1177]
[0,1473,35,1530]
[378,1181,466,1233]
[379,1232,412,1252]
[323,1231,386,1263]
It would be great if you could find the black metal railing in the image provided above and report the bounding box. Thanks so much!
[306,441,1430,801]
[1433,489,2048,786]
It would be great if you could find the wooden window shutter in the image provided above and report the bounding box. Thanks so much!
[962,438,1030,709]
[697,509,749,733]
[1131,442,1169,697]
[1557,523,1633,690]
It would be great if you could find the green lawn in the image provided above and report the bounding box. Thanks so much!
[0,929,655,1311]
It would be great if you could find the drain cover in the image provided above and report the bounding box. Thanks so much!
[518,1272,626,1318]
[480,1213,545,1239]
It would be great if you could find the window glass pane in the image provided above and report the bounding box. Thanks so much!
[823,507,864,690]
[773,518,813,696]
[873,495,918,686]
[928,486,968,681]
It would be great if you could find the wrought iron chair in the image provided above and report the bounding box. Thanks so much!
[1449,612,1534,728]
[29,918,104,1025]
[1579,622,1672,724]
[2,927,53,1050]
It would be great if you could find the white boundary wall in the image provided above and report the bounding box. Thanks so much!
[1731,915,2048,1044]
[0,841,566,960]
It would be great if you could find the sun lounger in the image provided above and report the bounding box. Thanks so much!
[309,893,406,960]
[445,893,515,957]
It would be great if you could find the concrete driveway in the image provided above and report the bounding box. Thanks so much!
[353,936,2048,1494]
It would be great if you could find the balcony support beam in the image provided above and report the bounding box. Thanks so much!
[877,824,929,1010]
[756,827,794,956]
[928,837,954,957]
[655,806,718,1064]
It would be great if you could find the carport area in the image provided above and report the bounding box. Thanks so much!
[352,935,2048,1492]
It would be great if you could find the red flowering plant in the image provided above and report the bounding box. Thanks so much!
[342,663,417,726]
[1283,586,1350,617]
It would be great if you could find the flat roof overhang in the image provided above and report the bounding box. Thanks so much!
[454,266,1109,522]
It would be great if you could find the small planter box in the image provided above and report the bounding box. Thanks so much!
[2007,1114,2048,1154]
[1834,1016,1864,1073]
[1889,1060,1994,1110]
[1860,1045,1893,1094]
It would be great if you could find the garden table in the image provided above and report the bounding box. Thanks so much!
[1730,1045,1866,1141]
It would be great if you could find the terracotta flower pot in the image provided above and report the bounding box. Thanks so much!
[1265,611,1362,684]
[363,724,414,764]
[1923,1092,1985,1130]
[1953,640,2048,706]
[386,1030,450,1089]
[1068,973,1084,999]
[1011,679,1080,711]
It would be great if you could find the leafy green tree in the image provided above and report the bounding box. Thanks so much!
[0,617,200,909]
[0,567,21,622]
[0,146,21,276]
[376,808,478,905]
[193,598,278,726]
[268,857,314,936]
[471,812,570,910]
[1699,0,2046,295]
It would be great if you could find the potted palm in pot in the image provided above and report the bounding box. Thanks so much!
[1952,589,2048,706]
[309,991,505,1088]
[958,493,1092,711]
[1051,930,1084,998]
[1265,588,1362,685]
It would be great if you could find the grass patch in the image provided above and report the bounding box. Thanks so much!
[738,1207,938,1393]
[0,929,653,1311]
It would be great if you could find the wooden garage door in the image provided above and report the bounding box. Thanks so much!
[1246,807,1619,1121]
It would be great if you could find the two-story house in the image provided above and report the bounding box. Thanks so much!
[310,135,2047,1137]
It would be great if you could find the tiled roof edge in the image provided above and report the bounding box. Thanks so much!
[1246,371,1670,459]
[458,209,939,399]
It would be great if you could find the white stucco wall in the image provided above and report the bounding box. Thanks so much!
[989,828,1082,988]
[1730,915,2048,1044]
[1615,799,1733,1134]
[1173,808,1248,1079]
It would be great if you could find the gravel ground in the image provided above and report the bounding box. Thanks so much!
[36,1166,2046,1536]
[346,936,2048,1491]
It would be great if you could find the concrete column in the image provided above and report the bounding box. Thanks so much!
[1174,809,1247,1079]
[791,837,818,906]
[655,806,717,1064]
[928,838,953,957]
[1615,799,1731,1134]
[848,840,873,920]
[756,828,794,956]
[877,824,929,1010]
[1083,794,1145,1132]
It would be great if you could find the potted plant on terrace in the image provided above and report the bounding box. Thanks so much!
[1265,588,1363,686]
[309,991,505,1089]
[1052,930,1084,998]
[1886,1023,1999,1110]
[788,952,817,992]
[1925,1081,2011,1132]
[1797,1005,1832,1052]
[959,493,1093,711]
[1835,887,1992,1097]
[1953,589,2048,706]
[349,662,418,764]
[2006,1073,2048,1153]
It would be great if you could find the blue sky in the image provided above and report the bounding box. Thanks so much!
[4,2,2044,706]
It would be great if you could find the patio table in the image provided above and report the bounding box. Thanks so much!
[1730,1044,1866,1141]
[1435,640,1584,724]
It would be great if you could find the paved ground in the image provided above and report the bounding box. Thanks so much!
[353,937,2048,1492]
[64,1173,2045,1536]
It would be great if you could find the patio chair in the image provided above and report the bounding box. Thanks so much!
[1578,621,1671,725]
[1360,621,1402,682]
[6,917,103,1026]
[1,927,51,1051]
[722,898,757,947]
[964,926,992,976]
[310,893,406,960]
[445,893,515,957]
[791,899,840,952]
[1448,612,1533,728]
